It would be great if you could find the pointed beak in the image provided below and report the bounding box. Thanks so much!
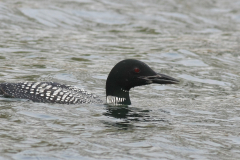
[139,73,179,84]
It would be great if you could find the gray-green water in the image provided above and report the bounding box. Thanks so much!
[0,0,240,159]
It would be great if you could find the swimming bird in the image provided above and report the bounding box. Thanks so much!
[0,59,179,105]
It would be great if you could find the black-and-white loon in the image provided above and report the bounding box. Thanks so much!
[0,59,179,105]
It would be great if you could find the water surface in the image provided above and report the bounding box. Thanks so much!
[0,0,240,159]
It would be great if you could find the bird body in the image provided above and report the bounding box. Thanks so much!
[0,82,102,104]
[0,59,179,105]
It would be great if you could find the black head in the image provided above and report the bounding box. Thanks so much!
[106,59,179,105]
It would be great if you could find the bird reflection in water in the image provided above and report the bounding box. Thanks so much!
[104,105,149,119]
[102,104,167,130]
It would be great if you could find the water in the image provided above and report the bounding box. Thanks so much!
[0,0,240,159]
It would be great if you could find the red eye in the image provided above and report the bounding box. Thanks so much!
[134,68,140,73]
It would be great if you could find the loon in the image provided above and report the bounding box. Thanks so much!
[0,59,179,105]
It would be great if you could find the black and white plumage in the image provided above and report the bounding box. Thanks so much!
[0,59,179,105]
[0,82,102,104]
